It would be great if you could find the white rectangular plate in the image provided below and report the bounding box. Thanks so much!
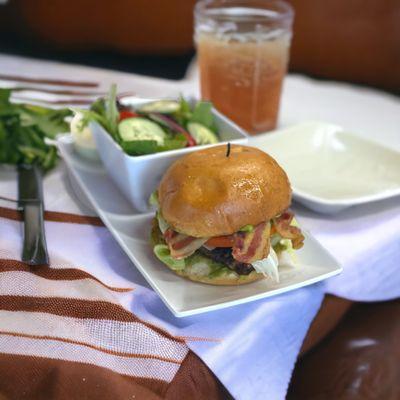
[58,134,342,317]
[250,122,400,214]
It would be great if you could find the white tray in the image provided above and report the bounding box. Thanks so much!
[58,134,342,317]
[250,122,400,214]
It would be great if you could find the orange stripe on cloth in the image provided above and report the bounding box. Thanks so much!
[0,330,182,364]
[0,206,104,226]
[176,335,222,343]
[0,310,187,364]
[0,295,220,345]
[0,258,132,293]
[0,326,184,382]
[0,295,185,344]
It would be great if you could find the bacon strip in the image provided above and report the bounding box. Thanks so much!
[232,222,271,263]
[163,210,305,262]
[164,229,208,260]
[273,211,305,249]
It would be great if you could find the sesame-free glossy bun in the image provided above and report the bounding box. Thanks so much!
[158,144,291,237]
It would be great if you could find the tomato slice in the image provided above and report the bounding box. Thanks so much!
[119,110,138,121]
[205,235,235,248]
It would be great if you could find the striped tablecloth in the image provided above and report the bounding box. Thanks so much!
[0,168,228,400]
[1,54,399,400]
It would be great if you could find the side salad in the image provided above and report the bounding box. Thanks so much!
[76,85,220,156]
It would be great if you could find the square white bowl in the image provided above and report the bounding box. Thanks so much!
[57,134,343,317]
[91,97,248,212]
[250,122,400,214]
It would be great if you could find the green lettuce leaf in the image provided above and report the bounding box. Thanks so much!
[71,108,108,135]
[239,224,254,232]
[189,101,217,132]
[105,83,119,140]
[172,95,193,126]
[0,88,70,171]
[121,140,158,155]
[157,133,187,152]
[149,190,159,207]
[121,133,187,156]
[151,221,231,278]
[156,211,169,234]
[154,244,186,270]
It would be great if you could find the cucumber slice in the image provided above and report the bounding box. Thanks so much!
[118,117,165,145]
[138,100,180,114]
[187,122,218,145]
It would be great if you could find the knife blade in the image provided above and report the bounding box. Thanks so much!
[18,164,49,265]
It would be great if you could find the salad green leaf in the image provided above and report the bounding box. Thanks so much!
[0,88,71,171]
[121,140,159,155]
[157,133,187,152]
[72,108,108,134]
[0,88,11,103]
[189,101,216,132]
[172,96,192,126]
[105,83,119,140]
[73,88,119,143]
[121,132,187,156]
[21,106,71,139]
[90,97,107,116]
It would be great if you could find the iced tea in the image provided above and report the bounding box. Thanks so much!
[195,0,294,134]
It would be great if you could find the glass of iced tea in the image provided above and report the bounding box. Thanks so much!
[195,0,294,134]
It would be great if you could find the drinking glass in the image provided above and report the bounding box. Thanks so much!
[195,0,294,134]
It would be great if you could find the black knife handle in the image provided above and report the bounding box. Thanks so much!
[18,164,49,266]
[21,202,49,265]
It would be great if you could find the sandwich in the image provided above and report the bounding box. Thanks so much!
[150,144,304,285]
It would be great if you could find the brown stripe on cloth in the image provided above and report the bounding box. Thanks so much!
[14,97,96,106]
[0,73,99,87]
[0,259,132,293]
[0,353,168,399]
[12,86,105,96]
[0,351,230,400]
[0,330,181,364]
[0,206,104,226]
[0,296,219,345]
[0,296,185,344]
[166,352,233,400]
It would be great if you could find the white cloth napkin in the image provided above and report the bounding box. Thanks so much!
[1,54,399,400]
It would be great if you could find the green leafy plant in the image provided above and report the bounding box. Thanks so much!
[0,89,71,171]
[190,101,217,132]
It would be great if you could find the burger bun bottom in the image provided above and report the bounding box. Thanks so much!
[171,265,265,286]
